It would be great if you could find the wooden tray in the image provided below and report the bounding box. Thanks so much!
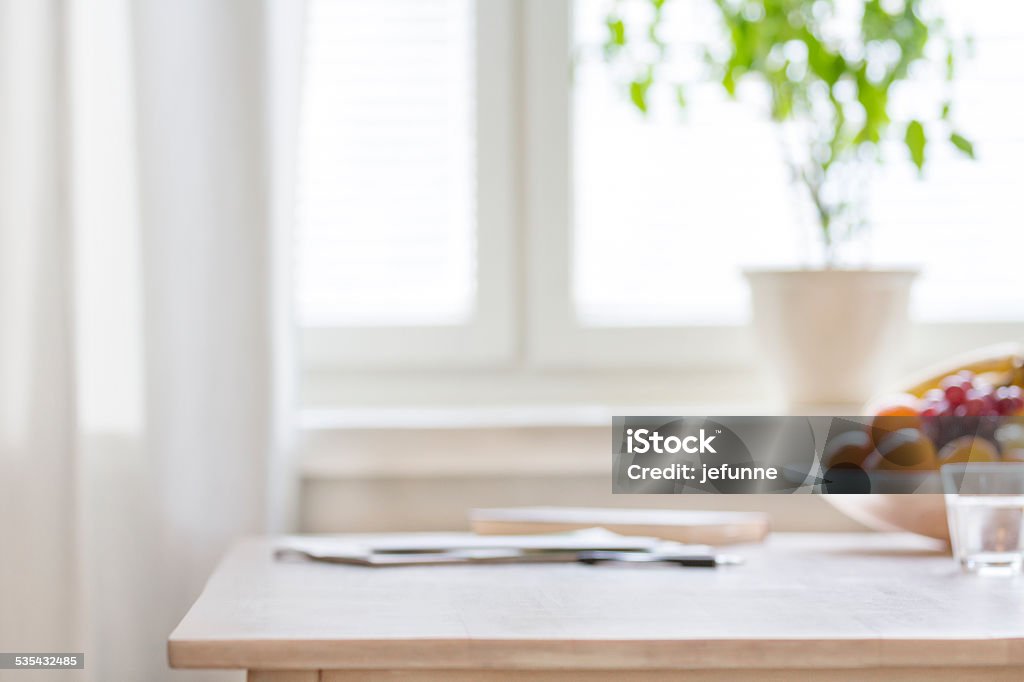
[469,506,769,546]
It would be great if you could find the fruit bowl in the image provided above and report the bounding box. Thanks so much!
[825,493,950,540]
[822,343,1024,541]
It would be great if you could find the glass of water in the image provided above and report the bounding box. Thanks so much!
[941,462,1024,575]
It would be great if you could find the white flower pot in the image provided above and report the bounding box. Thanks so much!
[744,269,918,406]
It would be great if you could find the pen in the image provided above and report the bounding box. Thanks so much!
[575,550,744,567]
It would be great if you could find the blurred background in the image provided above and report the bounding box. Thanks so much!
[1,0,1022,679]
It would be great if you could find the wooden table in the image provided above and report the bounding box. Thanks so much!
[169,533,1024,681]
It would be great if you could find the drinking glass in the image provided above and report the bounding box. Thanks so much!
[941,462,1024,575]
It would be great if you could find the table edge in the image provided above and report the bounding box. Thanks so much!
[168,636,1024,671]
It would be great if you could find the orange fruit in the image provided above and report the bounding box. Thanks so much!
[875,428,937,471]
[870,410,923,449]
[823,430,874,468]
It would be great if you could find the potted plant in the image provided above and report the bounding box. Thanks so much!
[602,0,975,405]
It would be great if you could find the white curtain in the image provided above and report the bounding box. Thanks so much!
[0,1,302,680]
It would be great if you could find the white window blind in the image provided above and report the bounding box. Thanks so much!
[572,0,1024,326]
[296,0,476,327]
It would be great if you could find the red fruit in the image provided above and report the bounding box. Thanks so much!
[962,389,997,416]
[944,384,967,406]
[964,398,985,416]
[993,387,1024,415]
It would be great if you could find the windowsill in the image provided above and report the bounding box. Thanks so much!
[299,407,610,480]
[297,401,865,481]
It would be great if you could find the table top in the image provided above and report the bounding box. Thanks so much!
[169,532,1024,672]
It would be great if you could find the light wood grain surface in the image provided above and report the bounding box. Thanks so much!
[170,533,1024,675]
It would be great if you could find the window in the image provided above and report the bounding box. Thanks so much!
[296,0,1024,390]
[297,0,476,327]
[296,0,515,369]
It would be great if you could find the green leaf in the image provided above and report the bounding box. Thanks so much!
[629,77,651,113]
[804,33,844,86]
[606,17,625,47]
[904,120,926,173]
[950,132,976,159]
[854,69,889,143]
[722,67,737,96]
